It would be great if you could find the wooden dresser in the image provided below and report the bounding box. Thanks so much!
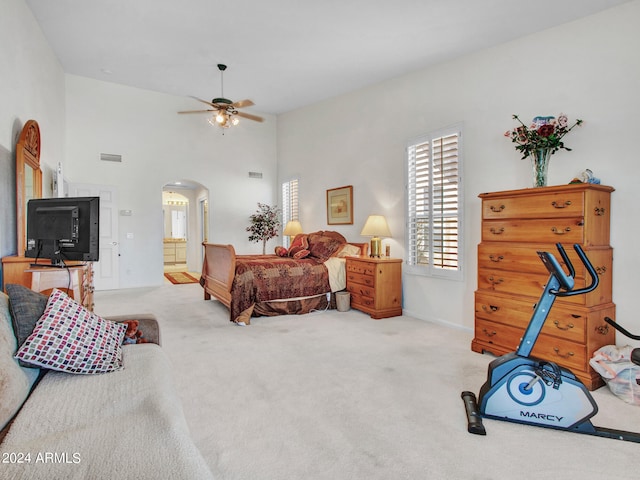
[346,256,402,319]
[471,184,615,390]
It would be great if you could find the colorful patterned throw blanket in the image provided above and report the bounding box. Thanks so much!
[230,255,330,321]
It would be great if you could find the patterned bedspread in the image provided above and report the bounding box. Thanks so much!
[230,255,330,321]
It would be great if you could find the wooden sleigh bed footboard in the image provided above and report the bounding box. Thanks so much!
[200,243,236,308]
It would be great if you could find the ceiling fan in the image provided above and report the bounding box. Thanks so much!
[178,64,264,128]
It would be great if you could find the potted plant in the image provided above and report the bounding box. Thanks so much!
[247,203,281,254]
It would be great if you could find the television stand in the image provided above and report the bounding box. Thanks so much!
[26,265,84,303]
[1,256,94,311]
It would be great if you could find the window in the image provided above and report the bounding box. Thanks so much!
[406,125,463,279]
[282,178,299,248]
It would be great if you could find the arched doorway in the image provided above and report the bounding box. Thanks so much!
[162,180,209,280]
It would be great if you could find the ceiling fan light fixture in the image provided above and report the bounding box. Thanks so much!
[180,63,263,131]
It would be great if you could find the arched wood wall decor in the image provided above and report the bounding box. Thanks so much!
[16,119,42,255]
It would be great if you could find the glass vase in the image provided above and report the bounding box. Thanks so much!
[530,148,551,187]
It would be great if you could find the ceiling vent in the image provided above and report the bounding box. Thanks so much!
[100,153,122,162]
[248,171,263,179]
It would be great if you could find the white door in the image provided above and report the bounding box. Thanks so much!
[68,183,119,290]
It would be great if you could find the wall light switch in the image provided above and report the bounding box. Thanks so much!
[126,233,134,239]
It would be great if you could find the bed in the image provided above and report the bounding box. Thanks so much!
[200,231,367,324]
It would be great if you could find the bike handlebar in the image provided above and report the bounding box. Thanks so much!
[552,243,599,297]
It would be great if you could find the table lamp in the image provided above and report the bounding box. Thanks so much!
[283,220,303,242]
[360,215,391,258]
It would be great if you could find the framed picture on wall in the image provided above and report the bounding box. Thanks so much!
[326,185,353,225]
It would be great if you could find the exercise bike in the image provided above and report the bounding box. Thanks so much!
[462,243,640,443]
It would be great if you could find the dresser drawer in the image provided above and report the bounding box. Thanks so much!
[477,268,611,307]
[346,271,374,287]
[347,282,375,298]
[477,243,613,280]
[475,292,588,342]
[482,218,586,244]
[350,291,375,309]
[346,261,375,276]
[475,292,617,344]
[475,318,586,372]
[532,335,587,373]
[483,191,586,219]
[474,318,522,352]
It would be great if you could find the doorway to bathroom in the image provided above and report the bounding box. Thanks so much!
[162,181,209,283]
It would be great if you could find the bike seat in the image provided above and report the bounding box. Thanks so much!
[632,348,640,366]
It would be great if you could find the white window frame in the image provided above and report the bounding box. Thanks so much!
[405,124,464,280]
[281,178,299,248]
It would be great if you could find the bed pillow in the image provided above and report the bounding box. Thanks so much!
[15,289,127,374]
[274,246,288,257]
[307,233,345,261]
[336,244,362,258]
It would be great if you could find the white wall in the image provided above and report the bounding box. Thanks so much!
[277,1,640,338]
[0,0,65,207]
[64,75,278,288]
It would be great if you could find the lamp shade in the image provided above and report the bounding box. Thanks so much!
[283,220,303,236]
[360,215,391,238]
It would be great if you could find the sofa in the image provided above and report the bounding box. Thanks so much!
[0,286,214,479]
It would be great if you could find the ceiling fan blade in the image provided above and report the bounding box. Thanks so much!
[177,109,215,114]
[231,99,255,108]
[189,96,219,108]
[235,111,264,123]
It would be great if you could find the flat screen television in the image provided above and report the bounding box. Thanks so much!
[25,196,100,266]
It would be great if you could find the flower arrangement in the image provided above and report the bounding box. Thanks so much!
[505,113,583,160]
[247,203,281,254]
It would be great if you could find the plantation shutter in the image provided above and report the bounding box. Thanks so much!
[282,179,299,246]
[407,127,462,278]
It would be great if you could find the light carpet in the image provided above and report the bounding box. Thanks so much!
[95,283,639,480]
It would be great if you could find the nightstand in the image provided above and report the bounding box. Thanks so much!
[345,256,402,319]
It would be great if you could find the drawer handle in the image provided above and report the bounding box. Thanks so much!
[553,347,575,358]
[487,276,504,287]
[551,226,571,235]
[551,200,572,209]
[488,254,504,263]
[489,227,505,235]
[595,324,610,335]
[596,266,607,275]
[489,204,505,213]
[594,206,606,216]
[482,304,499,313]
[553,320,574,331]
[482,328,497,337]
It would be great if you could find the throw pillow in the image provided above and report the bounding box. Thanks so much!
[274,246,289,257]
[6,284,49,368]
[15,289,127,374]
[292,249,311,260]
[288,233,310,259]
